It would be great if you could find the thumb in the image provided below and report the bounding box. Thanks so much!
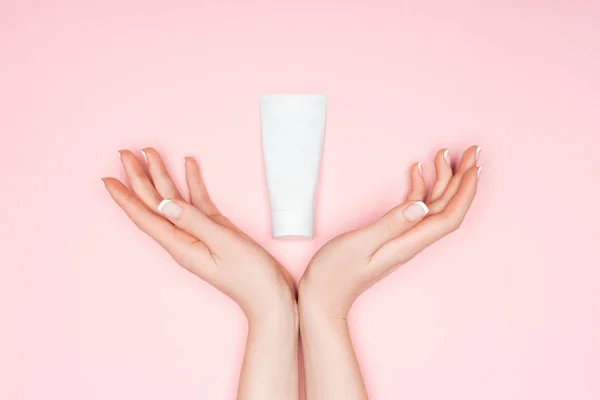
[361,201,429,250]
[156,198,231,249]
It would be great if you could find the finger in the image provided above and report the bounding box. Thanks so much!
[427,148,453,203]
[102,177,215,278]
[370,166,480,272]
[155,197,232,250]
[428,145,480,214]
[361,200,430,251]
[102,177,177,246]
[361,162,428,248]
[455,145,481,175]
[119,150,163,211]
[185,157,242,233]
[142,147,183,200]
[406,162,426,201]
[184,157,220,216]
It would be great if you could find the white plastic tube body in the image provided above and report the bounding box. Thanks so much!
[260,94,327,239]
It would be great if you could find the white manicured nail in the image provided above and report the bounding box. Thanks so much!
[443,149,450,164]
[404,201,429,222]
[477,166,482,180]
[417,162,423,176]
[475,146,481,162]
[157,199,182,219]
[141,150,147,162]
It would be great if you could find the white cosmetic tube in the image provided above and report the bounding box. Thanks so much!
[260,94,327,239]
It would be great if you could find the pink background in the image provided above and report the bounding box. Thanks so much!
[1,1,599,399]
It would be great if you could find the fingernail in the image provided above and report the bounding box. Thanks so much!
[477,166,482,180]
[101,178,107,187]
[417,162,423,176]
[157,199,182,219]
[475,146,481,162]
[141,150,147,162]
[118,150,123,158]
[404,201,429,222]
[443,149,450,165]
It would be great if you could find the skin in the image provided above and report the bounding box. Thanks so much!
[103,145,480,400]
[102,148,299,400]
[298,145,481,400]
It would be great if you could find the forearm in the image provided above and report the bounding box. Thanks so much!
[237,307,299,400]
[299,298,368,400]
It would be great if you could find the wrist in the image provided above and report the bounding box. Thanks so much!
[298,284,349,326]
[247,300,299,333]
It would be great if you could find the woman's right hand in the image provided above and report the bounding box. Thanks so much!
[299,146,481,318]
[103,148,297,324]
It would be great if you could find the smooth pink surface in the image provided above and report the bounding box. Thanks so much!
[1,1,599,399]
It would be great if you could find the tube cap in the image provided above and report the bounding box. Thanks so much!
[271,209,314,239]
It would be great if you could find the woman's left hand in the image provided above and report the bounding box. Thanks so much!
[299,145,481,319]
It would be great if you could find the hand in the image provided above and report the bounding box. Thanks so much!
[299,145,481,318]
[102,148,296,324]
